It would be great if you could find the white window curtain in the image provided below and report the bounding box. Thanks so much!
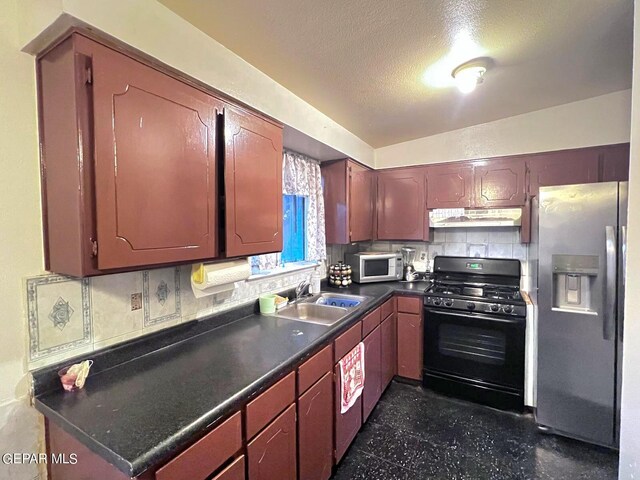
[250,150,326,272]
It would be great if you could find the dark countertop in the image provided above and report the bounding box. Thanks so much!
[34,280,430,477]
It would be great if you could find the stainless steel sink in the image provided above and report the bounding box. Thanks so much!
[307,292,370,308]
[276,303,348,326]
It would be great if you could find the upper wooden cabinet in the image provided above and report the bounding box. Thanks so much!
[472,157,526,207]
[426,163,474,208]
[527,148,600,196]
[376,167,427,240]
[37,32,283,276]
[224,106,283,257]
[38,34,223,276]
[600,143,630,182]
[321,159,374,244]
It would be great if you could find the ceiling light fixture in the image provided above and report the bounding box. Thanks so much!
[451,58,491,94]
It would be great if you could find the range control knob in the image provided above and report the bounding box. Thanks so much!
[490,304,500,312]
[433,298,442,306]
[444,299,453,307]
[466,302,476,311]
[503,305,513,314]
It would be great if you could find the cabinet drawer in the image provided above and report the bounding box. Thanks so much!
[298,344,333,395]
[397,296,421,314]
[155,412,241,480]
[246,372,295,439]
[381,298,395,320]
[212,456,245,480]
[362,307,382,337]
[334,321,362,363]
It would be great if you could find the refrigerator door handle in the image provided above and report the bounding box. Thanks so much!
[620,225,627,341]
[604,226,617,341]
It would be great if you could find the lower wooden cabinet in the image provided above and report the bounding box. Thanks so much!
[298,372,333,480]
[212,456,245,480]
[362,326,382,422]
[397,311,424,380]
[381,311,397,389]
[334,363,362,463]
[247,404,297,480]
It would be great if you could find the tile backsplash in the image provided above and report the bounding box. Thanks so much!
[25,264,318,370]
[327,227,529,283]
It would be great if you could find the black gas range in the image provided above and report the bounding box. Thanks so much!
[422,256,526,412]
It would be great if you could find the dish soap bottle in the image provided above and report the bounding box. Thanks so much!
[310,269,322,294]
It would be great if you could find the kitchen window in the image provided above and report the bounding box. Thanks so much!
[249,150,326,277]
[281,194,307,263]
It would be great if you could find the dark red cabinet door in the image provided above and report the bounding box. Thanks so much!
[473,157,526,207]
[362,326,382,422]
[376,168,426,240]
[334,363,362,463]
[381,312,397,390]
[426,163,473,208]
[298,373,333,480]
[90,39,221,269]
[247,404,296,480]
[225,106,283,257]
[600,143,630,182]
[397,312,423,380]
[527,148,600,196]
[349,162,375,242]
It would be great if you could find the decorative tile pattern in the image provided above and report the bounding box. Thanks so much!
[27,275,92,362]
[49,297,74,330]
[143,268,181,327]
[25,263,321,370]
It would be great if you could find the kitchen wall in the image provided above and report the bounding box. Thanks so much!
[327,227,530,287]
[618,0,640,477]
[375,89,632,169]
[16,0,375,167]
[24,265,318,371]
[0,3,45,478]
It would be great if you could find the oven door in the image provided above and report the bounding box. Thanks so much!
[424,308,525,391]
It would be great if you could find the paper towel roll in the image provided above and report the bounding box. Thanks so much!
[190,258,251,298]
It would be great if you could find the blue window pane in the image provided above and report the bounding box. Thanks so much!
[281,195,306,263]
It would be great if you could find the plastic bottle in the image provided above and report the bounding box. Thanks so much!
[310,269,322,294]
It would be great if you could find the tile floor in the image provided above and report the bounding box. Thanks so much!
[332,382,618,480]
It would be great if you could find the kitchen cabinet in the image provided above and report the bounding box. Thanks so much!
[224,105,283,258]
[376,167,428,240]
[362,325,382,422]
[38,33,222,276]
[247,404,297,480]
[473,157,526,207]
[381,304,397,390]
[527,148,600,197]
[600,143,630,182]
[298,372,333,480]
[321,159,375,244]
[334,321,363,463]
[212,456,245,480]
[245,372,295,440]
[37,32,284,276]
[426,162,474,209]
[397,296,423,381]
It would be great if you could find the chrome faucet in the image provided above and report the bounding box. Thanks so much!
[294,280,311,302]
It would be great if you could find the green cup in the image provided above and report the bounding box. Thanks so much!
[259,294,276,314]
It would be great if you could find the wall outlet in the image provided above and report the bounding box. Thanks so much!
[131,292,142,311]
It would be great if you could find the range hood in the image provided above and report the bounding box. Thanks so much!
[429,208,522,228]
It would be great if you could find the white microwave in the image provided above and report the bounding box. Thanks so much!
[345,252,403,283]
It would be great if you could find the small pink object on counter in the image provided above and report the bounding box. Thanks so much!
[58,360,93,391]
[338,342,365,413]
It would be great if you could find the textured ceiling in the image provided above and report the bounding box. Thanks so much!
[159,0,633,148]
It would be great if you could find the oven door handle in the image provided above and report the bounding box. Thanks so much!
[424,308,525,326]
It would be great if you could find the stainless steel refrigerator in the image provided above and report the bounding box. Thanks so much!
[535,182,627,448]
